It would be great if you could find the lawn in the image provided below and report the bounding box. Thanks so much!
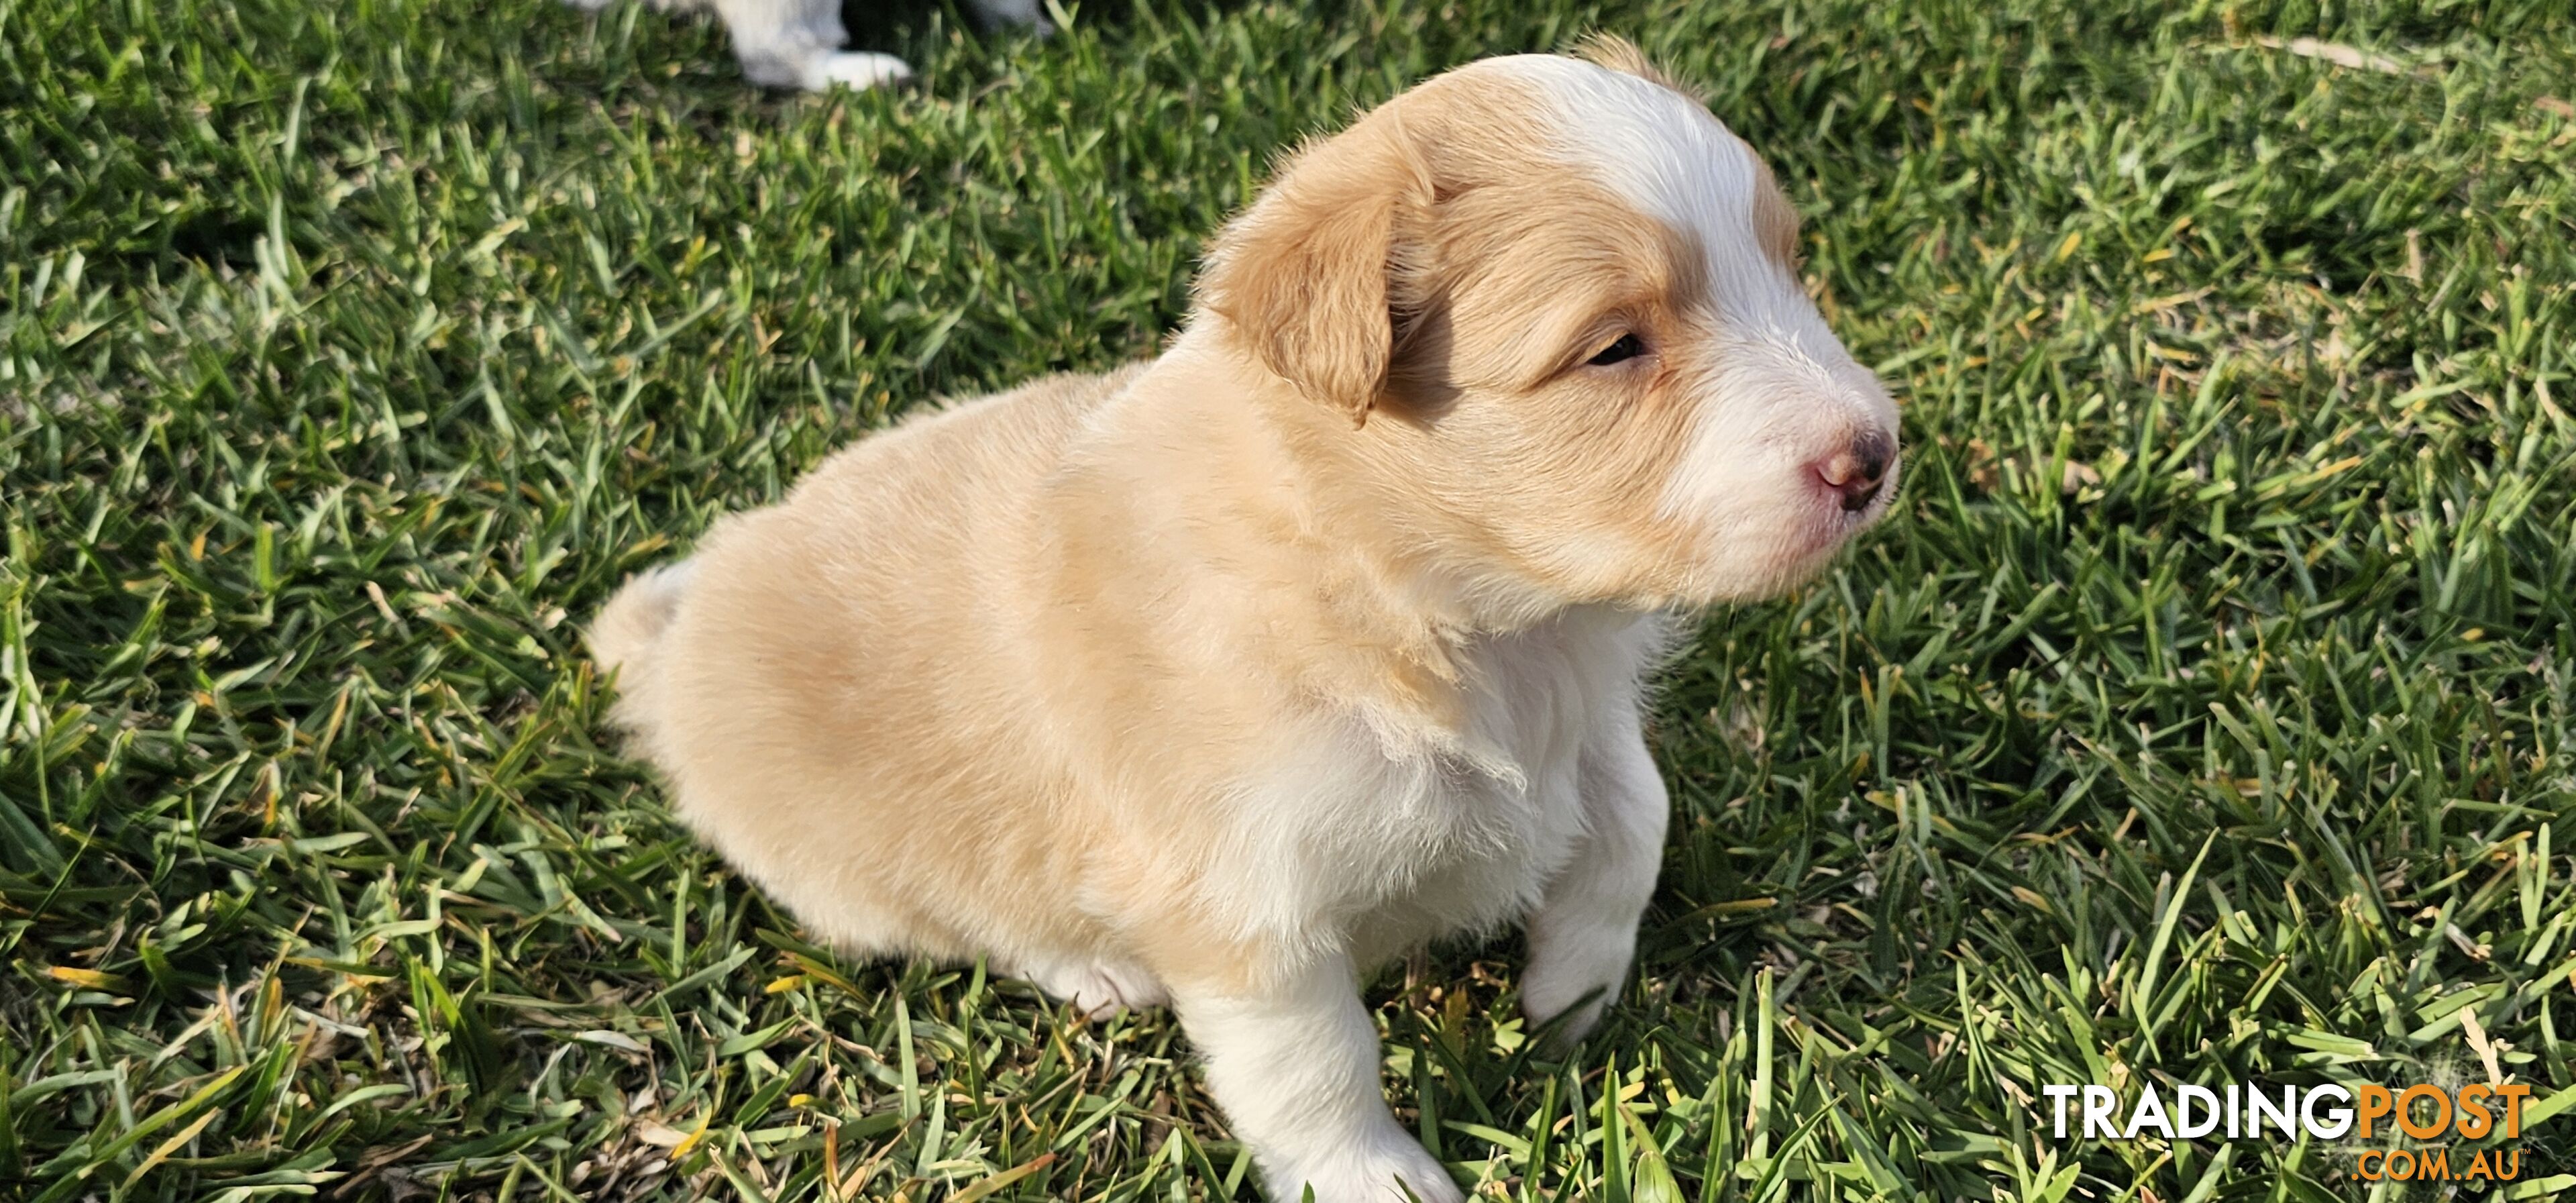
[5,0,2575,1199]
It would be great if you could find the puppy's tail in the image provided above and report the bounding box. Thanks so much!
[588,560,695,747]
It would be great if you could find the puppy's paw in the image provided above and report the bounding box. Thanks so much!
[970,0,1051,31]
[800,52,913,92]
[1027,959,1165,1018]
[1275,1142,1462,1203]
[1519,936,1630,1049]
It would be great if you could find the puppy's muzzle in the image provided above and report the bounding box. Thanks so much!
[1815,429,1894,513]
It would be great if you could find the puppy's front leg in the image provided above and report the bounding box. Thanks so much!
[711,0,911,91]
[1521,714,1669,1047]
[1174,955,1462,1203]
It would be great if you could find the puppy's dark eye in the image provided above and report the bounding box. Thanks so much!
[1587,333,1644,366]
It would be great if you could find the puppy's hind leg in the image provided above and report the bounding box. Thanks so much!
[712,0,910,91]
[1018,957,1167,1018]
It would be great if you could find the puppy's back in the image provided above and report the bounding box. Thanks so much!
[593,366,1144,956]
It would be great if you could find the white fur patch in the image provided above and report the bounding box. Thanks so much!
[1197,607,1672,973]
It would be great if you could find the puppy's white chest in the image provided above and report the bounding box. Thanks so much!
[1208,611,1668,957]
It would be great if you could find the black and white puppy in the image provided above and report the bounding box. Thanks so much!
[568,0,1044,91]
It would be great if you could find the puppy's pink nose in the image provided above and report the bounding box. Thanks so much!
[1815,431,1892,513]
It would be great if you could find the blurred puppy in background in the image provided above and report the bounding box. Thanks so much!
[593,38,1897,1202]
[566,0,1044,91]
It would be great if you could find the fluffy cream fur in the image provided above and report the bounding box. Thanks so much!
[592,41,1898,1202]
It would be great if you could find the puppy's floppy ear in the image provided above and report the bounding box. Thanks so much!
[1197,119,1433,424]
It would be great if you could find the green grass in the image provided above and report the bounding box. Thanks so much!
[5,0,2576,1198]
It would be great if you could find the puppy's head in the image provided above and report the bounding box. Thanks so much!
[1199,40,1898,613]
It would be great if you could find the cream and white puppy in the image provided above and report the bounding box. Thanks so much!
[592,41,1896,1202]
[565,0,1043,91]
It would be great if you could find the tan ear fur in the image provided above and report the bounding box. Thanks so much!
[1197,118,1434,423]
